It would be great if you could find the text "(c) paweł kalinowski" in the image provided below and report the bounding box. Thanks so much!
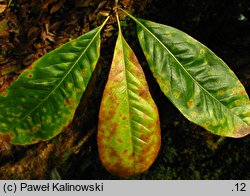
[20,182,104,192]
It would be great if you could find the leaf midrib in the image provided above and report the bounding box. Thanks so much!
[135,18,248,127]
[119,34,137,173]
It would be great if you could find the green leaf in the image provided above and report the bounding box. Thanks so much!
[0,17,109,144]
[128,15,250,137]
[97,20,161,177]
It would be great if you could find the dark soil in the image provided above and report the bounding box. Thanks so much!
[0,0,249,179]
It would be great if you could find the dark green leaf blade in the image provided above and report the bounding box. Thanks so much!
[98,26,161,177]
[134,18,250,137]
[0,21,107,144]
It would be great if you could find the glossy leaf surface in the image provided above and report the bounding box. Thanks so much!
[98,25,161,177]
[0,21,107,144]
[133,17,250,137]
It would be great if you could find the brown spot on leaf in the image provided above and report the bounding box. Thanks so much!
[233,126,250,138]
[109,147,119,157]
[64,99,76,105]
[217,90,224,95]
[129,51,139,66]
[117,49,123,58]
[187,99,193,108]
[122,116,127,121]
[201,122,211,129]
[199,49,205,56]
[97,45,101,53]
[76,88,81,93]
[109,63,123,82]
[235,100,242,105]
[107,122,118,140]
[107,109,116,120]
[117,138,123,143]
[232,88,246,95]
[173,91,180,99]
[31,138,38,143]
[112,58,119,68]
[137,155,147,165]
[140,132,150,141]
[128,152,134,161]
[1,89,8,97]
[236,80,242,86]
[148,123,154,129]
[139,88,149,99]
[123,149,128,155]
[82,69,86,76]
[31,124,41,132]
[109,94,117,105]
[140,142,151,154]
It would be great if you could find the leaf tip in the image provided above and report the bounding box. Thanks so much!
[233,126,250,138]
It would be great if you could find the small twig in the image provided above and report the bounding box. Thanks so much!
[73,127,96,153]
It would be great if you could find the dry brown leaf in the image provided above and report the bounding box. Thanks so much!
[0,30,8,37]
[0,76,5,86]
[0,19,8,37]
[81,0,92,7]
[95,1,107,13]
[41,0,57,9]
[41,29,47,42]
[50,0,65,14]
[49,21,62,31]
[0,63,21,76]
[0,4,7,13]
[27,26,40,39]
[22,54,35,66]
